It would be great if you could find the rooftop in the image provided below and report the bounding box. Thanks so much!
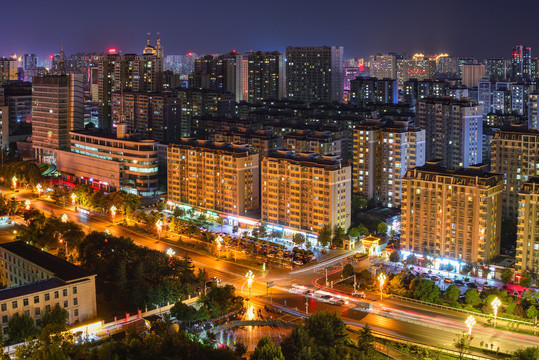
[0,278,65,301]
[264,150,346,170]
[0,241,93,282]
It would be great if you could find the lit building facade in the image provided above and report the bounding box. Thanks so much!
[516,178,539,276]
[369,54,397,80]
[461,64,485,88]
[401,162,503,265]
[512,45,533,81]
[283,130,343,157]
[167,140,260,215]
[0,58,17,85]
[396,55,436,84]
[247,51,285,102]
[349,77,398,106]
[261,150,350,233]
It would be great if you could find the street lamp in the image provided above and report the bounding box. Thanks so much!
[378,273,387,300]
[61,214,68,223]
[24,200,31,211]
[246,270,254,296]
[166,248,175,257]
[11,176,17,190]
[36,184,43,197]
[70,193,77,206]
[110,205,117,224]
[156,219,163,239]
[215,236,222,258]
[59,239,68,256]
[465,315,476,337]
[492,297,501,327]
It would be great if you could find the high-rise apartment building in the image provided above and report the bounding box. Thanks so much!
[261,150,350,233]
[352,119,425,207]
[191,52,244,102]
[1,81,32,133]
[401,162,503,264]
[512,45,533,81]
[477,76,492,118]
[283,130,344,158]
[349,77,398,106]
[369,54,398,80]
[167,140,260,215]
[515,178,539,275]
[0,91,8,149]
[32,74,84,163]
[396,55,436,84]
[484,58,508,81]
[247,51,285,102]
[529,92,539,130]
[491,125,539,219]
[461,64,485,88]
[0,58,17,85]
[416,96,482,169]
[211,128,281,157]
[286,46,344,103]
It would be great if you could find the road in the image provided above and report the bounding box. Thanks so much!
[8,190,539,356]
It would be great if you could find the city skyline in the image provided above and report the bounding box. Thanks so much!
[4,0,539,59]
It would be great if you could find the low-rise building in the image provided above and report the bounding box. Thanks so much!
[0,241,97,339]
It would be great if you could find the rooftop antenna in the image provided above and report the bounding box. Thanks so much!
[147,32,151,46]
[157,32,161,45]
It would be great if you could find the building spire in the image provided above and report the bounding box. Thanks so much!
[157,32,161,46]
[59,40,66,74]
[147,32,151,46]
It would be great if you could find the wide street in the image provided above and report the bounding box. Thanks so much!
[5,189,539,356]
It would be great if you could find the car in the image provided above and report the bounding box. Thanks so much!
[443,278,454,284]
[352,291,366,298]
[331,299,346,306]
[466,282,478,288]
[454,280,465,286]
[302,290,314,296]
[483,284,493,290]
[431,276,441,281]
[293,260,304,266]
[320,295,333,301]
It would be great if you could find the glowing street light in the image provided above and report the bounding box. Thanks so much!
[110,205,117,224]
[11,176,17,189]
[246,270,254,296]
[61,214,68,223]
[465,315,476,337]
[24,200,31,211]
[70,193,77,206]
[36,184,43,197]
[215,236,222,258]
[166,248,175,258]
[492,297,501,327]
[378,273,387,300]
[156,219,163,239]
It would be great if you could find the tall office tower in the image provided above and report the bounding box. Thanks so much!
[349,77,398,106]
[484,59,508,81]
[416,96,482,169]
[491,125,539,219]
[512,45,533,81]
[0,91,9,148]
[167,140,260,215]
[261,150,350,233]
[286,46,344,103]
[352,119,425,207]
[247,51,285,102]
[242,57,249,101]
[191,51,244,102]
[515,178,539,275]
[343,67,360,93]
[0,58,17,85]
[510,83,527,116]
[529,93,539,129]
[461,64,485,88]
[1,81,32,134]
[477,76,492,118]
[396,54,436,84]
[22,54,38,70]
[369,54,398,79]
[32,74,84,163]
[401,162,503,264]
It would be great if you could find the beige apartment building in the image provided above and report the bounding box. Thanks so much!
[515,178,539,276]
[283,130,344,158]
[491,125,539,219]
[261,150,351,233]
[0,241,97,339]
[401,161,503,265]
[167,139,260,215]
[352,119,425,207]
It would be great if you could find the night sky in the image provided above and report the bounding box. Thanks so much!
[4,0,539,59]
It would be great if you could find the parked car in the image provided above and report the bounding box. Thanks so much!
[431,276,441,281]
[454,280,465,286]
[466,282,478,288]
[443,278,454,284]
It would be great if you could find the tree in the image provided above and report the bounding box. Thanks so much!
[454,332,472,360]
[461,263,473,276]
[358,324,375,354]
[411,279,440,302]
[444,263,455,273]
[235,342,247,358]
[377,222,388,235]
[444,284,461,302]
[342,264,354,278]
[317,225,332,248]
[250,336,284,360]
[349,224,368,238]
[520,274,532,288]
[304,311,349,347]
[292,233,305,247]
[389,251,401,263]
[513,346,539,360]
[8,312,37,343]
[332,225,345,248]
[526,305,538,320]
[170,302,197,324]
[41,304,69,329]
[464,289,482,306]
[351,195,367,214]
[501,268,513,284]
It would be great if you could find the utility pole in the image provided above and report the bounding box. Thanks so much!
[325,268,328,286]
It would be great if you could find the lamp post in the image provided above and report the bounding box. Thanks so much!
[465,315,476,337]
[246,270,254,296]
[61,214,68,223]
[110,205,117,224]
[59,239,68,257]
[492,297,501,327]
[378,273,387,301]
[24,200,31,211]
[11,176,17,190]
[70,193,77,206]
[215,236,222,258]
[166,248,175,258]
[156,219,163,239]
[36,184,43,198]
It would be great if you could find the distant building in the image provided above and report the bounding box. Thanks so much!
[515,178,539,276]
[491,125,539,219]
[369,54,398,80]
[32,74,84,164]
[416,96,482,169]
[512,45,533,81]
[461,64,485,88]
[261,150,351,233]
[0,92,8,149]
[477,76,492,118]
[211,128,281,157]
[2,82,32,135]
[349,77,398,106]
[0,58,17,85]
[283,129,344,158]
[401,162,503,265]
[286,46,344,103]
[397,55,436,84]
[0,241,97,340]
[167,139,260,215]
[529,92,539,130]
[247,51,285,102]
[484,58,508,81]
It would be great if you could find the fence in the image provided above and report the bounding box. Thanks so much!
[390,294,535,327]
